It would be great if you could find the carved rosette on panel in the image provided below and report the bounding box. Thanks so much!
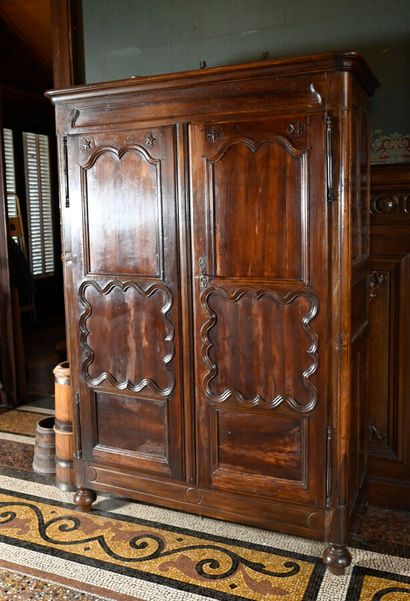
[200,287,319,412]
[206,126,223,143]
[79,280,175,395]
[80,137,95,155]
[370,191,410,215]
[287,120,306,138]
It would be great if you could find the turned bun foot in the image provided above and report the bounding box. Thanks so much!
[322,544,352,575]
[74,487,97,512]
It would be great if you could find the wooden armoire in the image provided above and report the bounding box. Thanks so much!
[47,52,379,574]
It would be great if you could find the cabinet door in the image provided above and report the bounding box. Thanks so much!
[190,115,329,504]
[68,126,184,480]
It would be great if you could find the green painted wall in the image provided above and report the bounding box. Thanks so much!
[82,0,409,146]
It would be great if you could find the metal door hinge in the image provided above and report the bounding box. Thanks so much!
[326,116,336,202]
[74,392,82,460]
[195,256,210,290]
[325,425,332,508]
[63,136,70,208]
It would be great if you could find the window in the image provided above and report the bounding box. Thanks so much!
[2,128,55,277]
[22,132,54,277]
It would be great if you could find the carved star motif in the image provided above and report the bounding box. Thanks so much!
[80,137,93,151]
[145,133,157,147]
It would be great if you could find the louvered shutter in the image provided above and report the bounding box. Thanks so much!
[3,128,18,218]
[23,132,54,277]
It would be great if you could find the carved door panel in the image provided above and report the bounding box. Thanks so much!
[68,126,184,480]
[190,115,329,504]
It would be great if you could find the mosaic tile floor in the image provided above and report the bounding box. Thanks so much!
[0,407,409,600]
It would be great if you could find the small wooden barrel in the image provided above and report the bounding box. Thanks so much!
[53,361,76,491]
[32,417,56,474]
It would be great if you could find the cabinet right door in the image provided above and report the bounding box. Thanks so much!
[190,114,329,506]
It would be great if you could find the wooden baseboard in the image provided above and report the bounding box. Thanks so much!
[367,477,410,511]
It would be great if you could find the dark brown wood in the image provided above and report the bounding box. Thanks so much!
[73,487,96,512]
[51,0,83,88]
[322,544,352,576]
[47,51,378,574]
[367,162,410,510]
[190,114,327,509]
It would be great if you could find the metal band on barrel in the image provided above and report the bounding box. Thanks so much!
[54,375,71,385]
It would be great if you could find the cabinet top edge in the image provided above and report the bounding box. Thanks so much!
[46,51,379,104]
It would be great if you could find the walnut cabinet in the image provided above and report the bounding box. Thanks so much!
[47,52,378,574]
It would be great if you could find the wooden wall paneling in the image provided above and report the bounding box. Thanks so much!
[51,0,84,88]
[367,163,410,509]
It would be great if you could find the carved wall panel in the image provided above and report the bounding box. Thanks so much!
[368,163,410,509]
[368,260,403,460]
[201,287,318,412]
[371,191,410,217]
[80,280,175,395]
[81,145,163,277]
[207,137,308,282]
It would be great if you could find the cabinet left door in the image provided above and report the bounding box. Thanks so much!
[65,126,184,481]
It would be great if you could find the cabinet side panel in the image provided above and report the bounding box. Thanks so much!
[349,94,370,512]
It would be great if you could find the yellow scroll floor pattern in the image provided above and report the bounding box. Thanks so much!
[0,488,324,600]
[346,567,410,601]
